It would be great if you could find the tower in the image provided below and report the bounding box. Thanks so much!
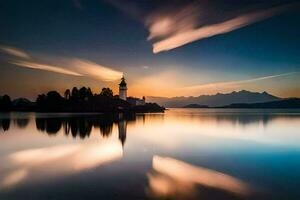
[119,76,127,101]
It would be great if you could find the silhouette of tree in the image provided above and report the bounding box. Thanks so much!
[100,88,113,97]
[71,87,79,101]
[79,87,88,101]
[47,91,64,103]
[87,87,93,99]
[64,89,71,100]
[0,94,12,111]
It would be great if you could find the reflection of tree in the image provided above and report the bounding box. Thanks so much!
[36,118,62,134]
[14,118,30,128]
[34,113,138,143]
[0,118,10,132]
[215,114,279,126]
[98,115,114,137]
[118,118,127,147]
[79,118,92,139]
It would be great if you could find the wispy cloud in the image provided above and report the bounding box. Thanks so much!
[4,46,123,81]
[106,1,296,53]
[0,46,31,59]
[70,59,123,81]
[149,4,292,53]
[181,72,299,91]
[11,60,83,76]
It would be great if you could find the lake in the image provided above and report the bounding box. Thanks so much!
[1,109,300,200]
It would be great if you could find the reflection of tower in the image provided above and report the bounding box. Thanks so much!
[118,113,127,147]
[119,76,127,101]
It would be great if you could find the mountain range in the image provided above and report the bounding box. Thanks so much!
[147,90,281,107]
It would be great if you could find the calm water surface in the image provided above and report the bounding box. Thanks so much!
[1,109,300,200]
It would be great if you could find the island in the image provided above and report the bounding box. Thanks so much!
[0,77,165,113]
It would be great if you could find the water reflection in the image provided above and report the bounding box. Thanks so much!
[1,141,123,189]
[14,118,30,128]
[0,109,300,199]
[0,118,10,131]
[34,113,137,146]
[147,156,252,199]
[168,109,300,127]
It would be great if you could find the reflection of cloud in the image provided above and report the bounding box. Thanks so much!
[1,141,123,189]
[9,144,81,166]
[1,169,28,188]
[147,172,197,199]
[72,142,123,170]
[150,4,290,53]
[11,61,83,76]
[147,156,251,198]
[0,46,31,59]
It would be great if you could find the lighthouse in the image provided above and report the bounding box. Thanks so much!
[119,76,127,101]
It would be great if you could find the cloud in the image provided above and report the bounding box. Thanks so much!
[181,72,299,91]
[11,60,83,76]
[12,59,123,81]
[5,46,123,81]
[71,59,123,81]
[0,46,31,59]
[149,4,292,53]
[146,3,201,41]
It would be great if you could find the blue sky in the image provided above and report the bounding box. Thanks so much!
[0,0,299,99]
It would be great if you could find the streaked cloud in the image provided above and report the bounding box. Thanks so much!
[148,4,292,53]
[11,61,83,76]
[181,72,299,92]
[106,1,296,53]
[4,45,123,81]
[71,59,123,81]
[0,46,31,59]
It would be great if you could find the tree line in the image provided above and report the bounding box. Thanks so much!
[0,87,164,113]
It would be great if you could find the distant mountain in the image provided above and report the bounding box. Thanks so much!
[183,104,209,108]
[221,98,300,109]
[147,90,280,107]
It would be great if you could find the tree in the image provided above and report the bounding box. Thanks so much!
[47,91,63,101]
[100,88,113,97]
[79,87,88,101]
[87,87,93,99]
[0,95,12,111]
[64,89,71,100]
[36,94,46,106]
[44,91,64,111]
[71,87,79,101]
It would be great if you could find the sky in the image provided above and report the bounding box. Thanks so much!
[0,0,300,100]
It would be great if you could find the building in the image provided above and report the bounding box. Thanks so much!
[127,96,145,106]
[118,76,145,105]
[119,76,127,101]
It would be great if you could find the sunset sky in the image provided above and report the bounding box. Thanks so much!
[0,0,300,100]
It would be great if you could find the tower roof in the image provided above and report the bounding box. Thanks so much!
[119,76,127,87]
